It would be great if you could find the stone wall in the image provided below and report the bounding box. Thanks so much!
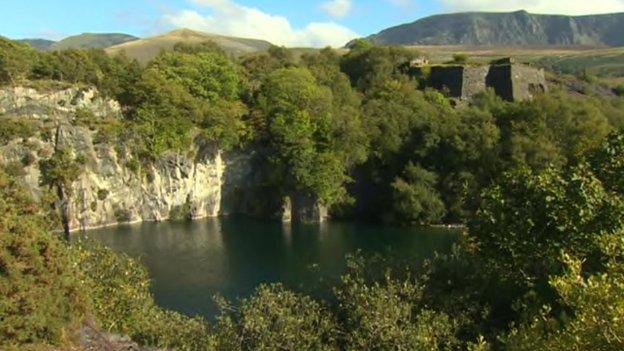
[423,62,546,102]
[486,64,514,101]
[462,66,489,100]
[429,66,464,97]
[511,64,547,101]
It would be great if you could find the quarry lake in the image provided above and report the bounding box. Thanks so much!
[83,218,458,319]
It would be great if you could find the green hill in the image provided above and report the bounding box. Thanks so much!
[17,39,56,50]
[50,33,138,51]
[363,10,624,47]
[106,28,274,65]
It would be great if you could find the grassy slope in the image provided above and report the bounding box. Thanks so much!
[50,33,138,51]
[106,29,273,65]
[17,39,56,51]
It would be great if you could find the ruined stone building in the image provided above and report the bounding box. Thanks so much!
[414,59,547,102]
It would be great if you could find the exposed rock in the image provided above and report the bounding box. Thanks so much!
[0,86,330,230]
[0,86,246,231]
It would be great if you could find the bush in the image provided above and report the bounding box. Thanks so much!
[452,53,469,64]
[70,242,215,350]
[335,257,458,350]
[169,199,192,221]
[113,207,132,223]
[391,163,446,224]
[97,189,109,201]
[0,170,86,348]
[214,284,337,351]
[0,118,36,144]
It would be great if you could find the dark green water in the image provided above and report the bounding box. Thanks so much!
[85,217,458,319]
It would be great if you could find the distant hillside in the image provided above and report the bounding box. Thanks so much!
[50,33,138,51]
[106,29,274,64]
[18,39,55,51]
[364,10,624,47]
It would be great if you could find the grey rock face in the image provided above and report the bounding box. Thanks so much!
[0,86,250,231]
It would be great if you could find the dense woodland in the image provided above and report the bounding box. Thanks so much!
[2,35,624,349]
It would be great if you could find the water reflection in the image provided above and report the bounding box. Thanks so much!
[84,217,457,319]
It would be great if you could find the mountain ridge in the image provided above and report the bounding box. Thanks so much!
[50,33,139,50]
[362,10,624,47]
[106,28,274,64]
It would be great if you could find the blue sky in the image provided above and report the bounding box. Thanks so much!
[2,0,624,47]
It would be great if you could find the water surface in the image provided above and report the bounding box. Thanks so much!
[85,217,457,319]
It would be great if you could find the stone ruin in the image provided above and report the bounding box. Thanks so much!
[413,58,547,102]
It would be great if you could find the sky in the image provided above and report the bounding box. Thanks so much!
[2,0,624,47]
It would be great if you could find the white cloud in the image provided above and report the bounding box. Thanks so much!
[439,0,624,15]
[163,0,358,47]
[321,0,353,18]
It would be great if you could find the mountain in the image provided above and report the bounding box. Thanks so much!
[364,10,624,47]
[50,33,138,51]
[106,29,274,64]
[17,39,56,50]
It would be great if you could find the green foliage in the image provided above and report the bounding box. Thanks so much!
[341,45,419,90]
[614,85,624,96]
[0,37,37,84]
[452,53,469,64]
[169,198,192,221]
[150,51,240,102]
[0,118,37,144]
[392,163,445,224]
[590,130,624,193]
[257,67,350,205]
[215,284,337,350]
[39,147,84,195]
[470,164,624,283]
[0,170,86,348]
[505,234,624,350]
[71,242,215,350]
[335,257,458,350]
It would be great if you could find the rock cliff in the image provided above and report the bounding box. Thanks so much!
[0,86,252,231]
[0,86,327,230]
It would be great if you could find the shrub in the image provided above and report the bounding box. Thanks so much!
[97,188,109,201]
[113,207,132,223]
[169,198,192,221]
[452,53,469,64]
[20,152,36,167]
[70,242,215,350]
[614,85,624,96]
[0,118,36,144]
[214,284,337,351]
[335,257,458,350]
[391,163,445,224]
[0,170,86,348]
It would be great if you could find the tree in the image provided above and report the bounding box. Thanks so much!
[470,164,624,284]
[256,67,350,206]
[341,45,419,90]
[391,163,445,224]
[0,37,37,84]
[505,235,624,351]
